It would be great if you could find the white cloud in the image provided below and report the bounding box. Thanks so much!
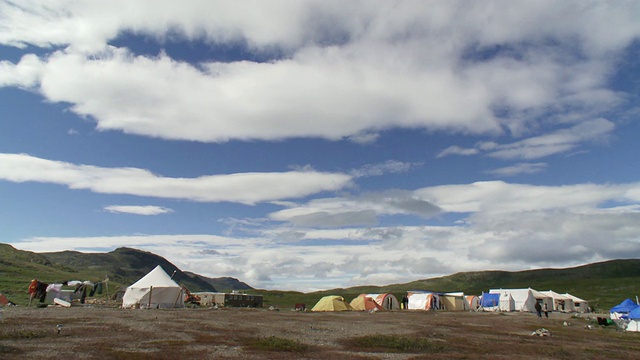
[437,146,479,158]
[0,2,635,144]
[486,162,547,176]
[486,118,615,159]
[104,205,174,216]
[350,160,421,178]
[10,179,640,291]
[0,153,352,204]
[439,118,615,160]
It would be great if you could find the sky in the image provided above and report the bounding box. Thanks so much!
[1,1,640,292]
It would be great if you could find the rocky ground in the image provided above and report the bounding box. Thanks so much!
[1,305,638,359]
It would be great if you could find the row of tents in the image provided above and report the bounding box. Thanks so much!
[311,288,590,313]
[116,266,591,314]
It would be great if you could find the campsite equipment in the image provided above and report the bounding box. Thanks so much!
[122,265,185,309]
[311,295,353,311]
[609,298,639,320]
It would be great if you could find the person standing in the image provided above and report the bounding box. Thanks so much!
[402,295,409,310]
[543,303,549,318]
[535,301,542,318]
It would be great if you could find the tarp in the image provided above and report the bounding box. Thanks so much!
[122,265,184,309]
[311,296,353,312]
[350,295,383,311]
[627,306,640,320]
[610,298,639,319]
[480,293,500,309]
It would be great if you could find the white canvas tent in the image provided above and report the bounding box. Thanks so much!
[562,293,589,313]
[541,290,575,312]
[407,292,440,310]
[490,288,552,313]
[122,265,184,309]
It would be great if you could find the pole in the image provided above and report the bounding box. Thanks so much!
[147,286,153,309]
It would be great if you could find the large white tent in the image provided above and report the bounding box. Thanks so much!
[122,265,184,309]
[562,293,590,313]
[541,290,575,312]
[489,288,552,312]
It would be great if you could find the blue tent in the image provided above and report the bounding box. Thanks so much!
[480,293,500,307]
[627,305,640,320]
[610,298,639,315]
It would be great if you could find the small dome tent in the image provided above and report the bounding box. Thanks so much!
[311,296,353,312]
[122,265,184,309]
[350,295,383,311]
[364,293,400,310]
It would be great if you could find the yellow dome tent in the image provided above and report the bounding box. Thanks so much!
[311,295,354,312]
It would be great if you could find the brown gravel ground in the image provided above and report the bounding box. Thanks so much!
[1,305,639,359]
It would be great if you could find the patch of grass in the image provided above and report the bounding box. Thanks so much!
[0,344,23,354]
[0,329,48,340]
[342,334,447,353]
[245,336,309,353]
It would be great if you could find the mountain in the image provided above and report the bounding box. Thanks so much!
[0,244,218,304]
[184,271,253,291]
[1,243,638,310]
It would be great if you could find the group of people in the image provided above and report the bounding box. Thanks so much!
[535,301,549,318]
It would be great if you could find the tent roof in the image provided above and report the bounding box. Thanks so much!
[562,293,587,302]
[610,298,639,314]
[129,265,180,289]
[541,290,571,300]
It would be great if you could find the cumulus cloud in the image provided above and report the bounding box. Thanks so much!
[10,177,640,291]
[269,190,441,227]
[0,153,352,204]
[104,205,174,215]
[0,2,635,144]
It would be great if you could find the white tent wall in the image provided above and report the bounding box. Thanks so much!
[541,290,575,312]
[490,289,536,312]
[563,293,590,313]
[529,289,554,312]
[407,293,440,310]
[122,265,185,309]
[490,288,551,312]
[499,294,516,311]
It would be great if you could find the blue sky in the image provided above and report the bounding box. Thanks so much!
[1,1,640,291]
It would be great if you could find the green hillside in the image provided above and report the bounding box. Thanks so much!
[251,260,640,311]
[1,243,639,311]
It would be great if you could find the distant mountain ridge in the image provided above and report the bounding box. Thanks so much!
[0,244,252,304]
[1,243,638,309]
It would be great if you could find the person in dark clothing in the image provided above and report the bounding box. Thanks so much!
[535,301,542,318]
[402,295,409,310]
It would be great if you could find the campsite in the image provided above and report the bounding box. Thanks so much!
[2,305,640,359]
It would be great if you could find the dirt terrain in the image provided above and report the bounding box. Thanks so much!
[1,305,638,359]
